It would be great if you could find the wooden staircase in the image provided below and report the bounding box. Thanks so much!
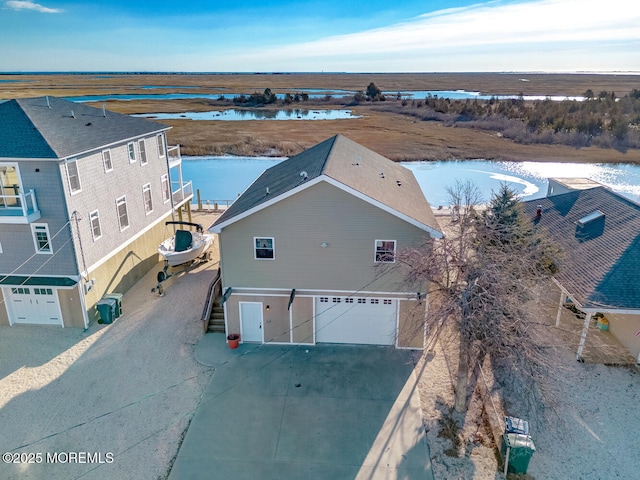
[207,297,225,333]
[201,268,225,334]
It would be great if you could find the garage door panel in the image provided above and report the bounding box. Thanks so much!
[315,297,396,345]
[5,287,62,326]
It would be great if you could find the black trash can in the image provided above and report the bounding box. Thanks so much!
[96,298,116,324]
[103,293,123,318]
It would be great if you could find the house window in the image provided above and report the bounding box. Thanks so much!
[161,174,170,203]
[116,196,129,231]
[66,159,81,193]
[102,149,113,172]
[254,237,274,259]
[31,223,52,254]
[128,142,136,163]
[139,139,148,165]
[374,239,396,263]
[89,210,101,241]
[34,288,53,295]
[11,287,30,294]
[142,183,153,214]
[157,135,165,157]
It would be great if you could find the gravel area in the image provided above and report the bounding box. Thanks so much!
[0,213,219,480]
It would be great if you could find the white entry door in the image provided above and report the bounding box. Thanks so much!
[240,302,263,343]
[5,286,62,326]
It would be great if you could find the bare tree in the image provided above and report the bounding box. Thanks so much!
[398,182,560,413]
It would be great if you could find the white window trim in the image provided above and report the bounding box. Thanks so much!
[161,174,170,203]
[254,237,275,260]
[142,183,153,215]
[374,239,396,263]
[31,223,53,255]
[128,142,137,163]
[116,196,130,232]
[139,139,148,166]
[66,159,82,194]
[89,210,102,241]
[157,134,165,158]
[102,149,113,173]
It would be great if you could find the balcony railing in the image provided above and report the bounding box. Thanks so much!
[172,181,193,207]
[167,145,181,168]
[0,189,41,224]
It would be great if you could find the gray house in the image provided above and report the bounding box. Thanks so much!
[210,135,443,349]
[523,178,640,362]
[0,96,192,328]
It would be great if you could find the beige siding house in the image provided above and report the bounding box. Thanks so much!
[210,135,442,349]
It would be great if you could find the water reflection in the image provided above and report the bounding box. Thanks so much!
[135,109,360,121]
[181,157,640,207]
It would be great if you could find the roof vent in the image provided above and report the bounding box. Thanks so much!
[266,187,270,195]
[577,210,604,227]
[71,110,75,119]
[396,180,402,187]
[352,155,361,166]
[380,171,385,179]
[46,96,51,108]
[102,103,107,117]
[300,171,308,180]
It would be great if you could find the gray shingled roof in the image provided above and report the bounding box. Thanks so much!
[522,187,640,310]
[212,135,442,236]
[0,96,169,159]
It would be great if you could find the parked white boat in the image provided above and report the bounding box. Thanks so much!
[158,221,214,267]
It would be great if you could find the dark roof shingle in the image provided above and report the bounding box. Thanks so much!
[523,187,640,310]
[0,96,169,159]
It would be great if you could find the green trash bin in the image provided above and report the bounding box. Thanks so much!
[96,298,116,324]
[103,293,123,318]
[501,433,535,474]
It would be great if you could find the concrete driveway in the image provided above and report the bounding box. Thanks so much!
[169,334,433,480]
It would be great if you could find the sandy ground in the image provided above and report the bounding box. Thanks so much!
[0,213,220,480]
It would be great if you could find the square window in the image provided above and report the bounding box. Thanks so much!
[254,237,274,259]
[370,298,379,304]
[320,297,328,303]
[375,239,396,263]
[128,142,136,163]
[66,159,81,193]
[332,297,341,303]
[357,298,366,304]
[139,139,148,165]
[345,298,354,303]
[383,299,393,305]
[31,223,52,254]
[116,196,129,231]
[102,150,113,172]
[89,210,102,240]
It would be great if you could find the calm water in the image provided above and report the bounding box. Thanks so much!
[135,109,360,121]
[182,157,640,207]
[65,89,581,103]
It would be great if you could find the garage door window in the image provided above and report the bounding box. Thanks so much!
[375,240,396,262]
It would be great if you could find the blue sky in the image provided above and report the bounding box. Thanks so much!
[1,0,639,72]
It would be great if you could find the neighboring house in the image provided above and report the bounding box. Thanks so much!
[0,96,192,328]
[209,135,443,349]
[522,178,640,362]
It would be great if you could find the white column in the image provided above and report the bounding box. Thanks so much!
[576,312,593,361]
[555,290,564,327]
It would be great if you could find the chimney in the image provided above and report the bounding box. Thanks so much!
[536,205,542,216]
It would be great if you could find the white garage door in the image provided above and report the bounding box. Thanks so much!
[315,296,397,345]
[5,287,62,326]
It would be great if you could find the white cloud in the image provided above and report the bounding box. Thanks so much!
[5,0,62,13]
[223,0,640,72]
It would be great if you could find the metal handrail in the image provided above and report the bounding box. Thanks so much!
[201,268,222,333]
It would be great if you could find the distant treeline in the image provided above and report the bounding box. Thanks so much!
[369,85,640,151]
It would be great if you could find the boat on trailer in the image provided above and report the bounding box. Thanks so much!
[158,221,214,267]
